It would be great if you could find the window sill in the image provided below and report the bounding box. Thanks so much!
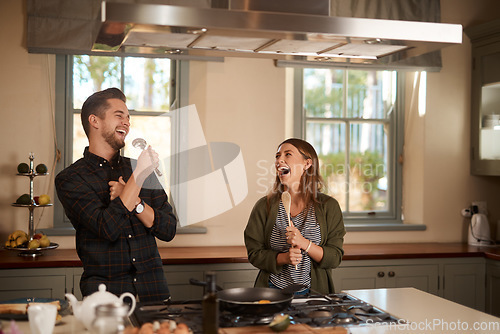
[345,223,427,232]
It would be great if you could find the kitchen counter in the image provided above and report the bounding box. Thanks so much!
[347,288,500,334]
[0,243,499,269]
[2,288,498,333]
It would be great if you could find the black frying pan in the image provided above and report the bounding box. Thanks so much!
[189,279,304,316]
[218,287,292,316]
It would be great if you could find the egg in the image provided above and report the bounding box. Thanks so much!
[138,322,154,334]
[173,323,189,334]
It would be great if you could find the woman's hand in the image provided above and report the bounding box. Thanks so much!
[109,176,126,201]
[276,246,303,266]
[286,226,308,250]
[287,247,302,266]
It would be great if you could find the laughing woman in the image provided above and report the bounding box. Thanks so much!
[244,138,346,295]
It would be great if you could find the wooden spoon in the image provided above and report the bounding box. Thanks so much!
[281,191,298,269]
[281,191,292,228]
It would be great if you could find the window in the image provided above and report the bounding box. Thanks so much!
[297,68,403,224]
[52,55,183,232]
[71,55,173,187]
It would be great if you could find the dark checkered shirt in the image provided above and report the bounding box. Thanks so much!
[55,147,177,303]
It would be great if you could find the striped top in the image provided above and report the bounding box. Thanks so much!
[269,201,321,292]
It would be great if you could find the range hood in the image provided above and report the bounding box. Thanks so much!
[92,0,463,67]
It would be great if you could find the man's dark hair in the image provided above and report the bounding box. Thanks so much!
[81,88,126,138]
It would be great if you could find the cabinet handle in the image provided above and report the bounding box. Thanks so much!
[388,271,395,277]
[377,271,385,278]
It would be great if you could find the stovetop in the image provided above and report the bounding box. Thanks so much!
[131,292,403,333]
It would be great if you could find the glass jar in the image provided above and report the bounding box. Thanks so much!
[91,302,129,334]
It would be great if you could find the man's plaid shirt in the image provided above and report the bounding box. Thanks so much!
[55,147,177,303]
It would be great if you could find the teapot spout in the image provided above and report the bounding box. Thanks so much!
[65,293,80,315]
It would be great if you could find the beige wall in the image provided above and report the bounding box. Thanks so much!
[1,0,500,249]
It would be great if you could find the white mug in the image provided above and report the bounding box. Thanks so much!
[28,303,58,334]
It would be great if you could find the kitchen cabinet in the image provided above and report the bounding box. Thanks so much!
[0,264,257,302]
[0,268,71,300]
[486,259,500,316]
[466,19,500,175]
[71,263,258,301]
[442,259,485,311]
[164,263,258,300]
[333,257,486,311]
[0,257,488,313]
[333,259,439,295]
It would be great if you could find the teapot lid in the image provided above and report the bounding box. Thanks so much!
[85,284,120,303]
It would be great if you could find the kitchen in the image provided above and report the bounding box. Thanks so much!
[1,0,500,333]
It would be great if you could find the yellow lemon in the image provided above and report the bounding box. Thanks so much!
[38,194,51,205]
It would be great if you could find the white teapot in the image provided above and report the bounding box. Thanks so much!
[65,284,136,330]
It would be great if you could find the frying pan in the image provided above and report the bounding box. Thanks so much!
[189,279,303,316]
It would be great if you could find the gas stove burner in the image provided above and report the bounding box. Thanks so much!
[325,295,347,303]
[304,299,330,306]
[306,308,334,318]
[332,312,357,325]
[221,313,275,327]
[235,314,274,325]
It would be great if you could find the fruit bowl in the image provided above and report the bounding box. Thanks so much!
[11,203,53,208]
[4,242,59,257]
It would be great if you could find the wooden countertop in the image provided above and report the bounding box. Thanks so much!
[0,243,499,269]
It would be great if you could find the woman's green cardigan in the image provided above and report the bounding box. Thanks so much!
[244,193,346,294]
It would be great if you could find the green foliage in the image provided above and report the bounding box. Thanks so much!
[319,151,386,210]
[74,56,120,92]
[319,151,384,180]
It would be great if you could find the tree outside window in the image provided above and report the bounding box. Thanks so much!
[303,69,397,217]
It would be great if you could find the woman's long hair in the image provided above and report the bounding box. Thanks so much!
[268,138,324,207]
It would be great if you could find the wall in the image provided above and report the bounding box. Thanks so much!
[0,0,500,249]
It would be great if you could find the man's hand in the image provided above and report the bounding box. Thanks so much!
[109,176,126,201]
[134,146,160,185]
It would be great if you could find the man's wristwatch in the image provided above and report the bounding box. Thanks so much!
[134,198,145,214]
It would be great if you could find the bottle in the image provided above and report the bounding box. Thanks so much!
[202,271,219,334]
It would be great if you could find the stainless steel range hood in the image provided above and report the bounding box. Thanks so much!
[92,0,462,66]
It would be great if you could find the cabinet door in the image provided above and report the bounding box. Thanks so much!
[0,268,67,300]
[215,269,258,289]
[466,22,500,175]
[164,269,204,301]
[485,261,500,316]
[443,263,485,311]
[72,268,83,300]
[385,265,439,295]
[333,267,386,292]
[333,265,439,294]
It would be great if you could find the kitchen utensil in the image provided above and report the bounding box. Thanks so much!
[65,284,136,330]
[281,191,292,228]
[217,288,292,316]
[131,138,162,177]
[189,279,296,316]
[282,191,298,269]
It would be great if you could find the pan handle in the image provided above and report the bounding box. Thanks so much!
[189,278,223,291]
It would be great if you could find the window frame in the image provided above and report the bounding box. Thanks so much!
[293,68,406,228]
[49,54,197,235]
